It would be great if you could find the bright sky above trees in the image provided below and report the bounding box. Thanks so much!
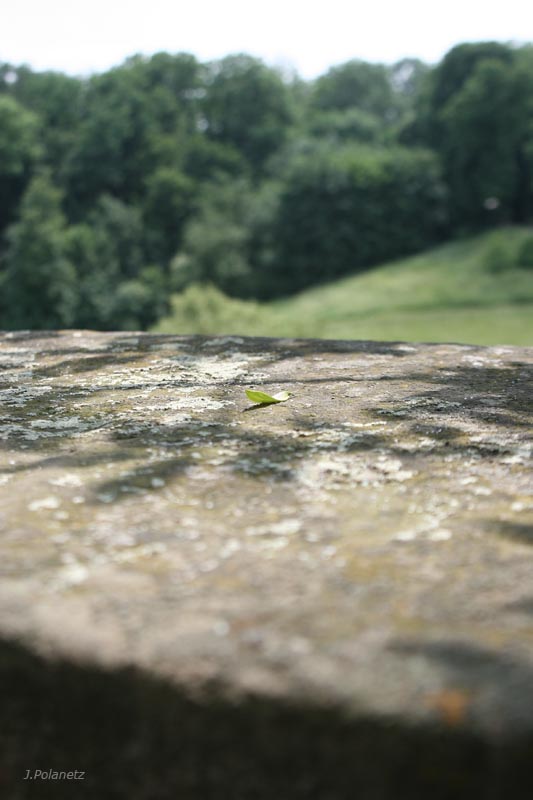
[2,0,532,78]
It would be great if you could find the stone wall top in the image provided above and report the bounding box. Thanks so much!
[1,331,532,796]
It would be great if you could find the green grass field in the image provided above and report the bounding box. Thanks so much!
[153,227,533,345]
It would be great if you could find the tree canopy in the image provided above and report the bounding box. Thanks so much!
[0,41,532,330]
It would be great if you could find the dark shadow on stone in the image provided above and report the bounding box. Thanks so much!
[485,520,533,547]
[88,455,194,505]
[373,363,532,432]
[388,638,533,728]
[505,597,533,616]
[2,636,532,800]
[242,402,284,413]
[30,354,142,378]
[1,334,531,507]
[0,330,62,341]
[0,449,137,478]
[187,335,421,359]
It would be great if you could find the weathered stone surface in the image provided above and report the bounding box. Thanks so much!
[0,330,532,798]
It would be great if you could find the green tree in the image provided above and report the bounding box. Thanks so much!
[112,265,168,330]
[307,108,384,145]
[65,222,116,328]
[141,51,204,135]
[65,195,152,329]
[389,59,432,145]
[429,42,513,114]
[64,54,202,215]
[173,178,253,296]
[143,167,195,264]
[267,143,447,295]
[0,95,41,233]
[2,174,77,329]
[311,60,400,122]
[512,46,533,223]
[202,55,293,175]
[63,66,153,213]
[389,58,429,100]
[3,67,82,180]
[183,135,245,182]
[89,194,144,279]
[431,47,533,228]
[170,176,280,299]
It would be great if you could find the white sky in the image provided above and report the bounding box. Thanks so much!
[2,0,532,79]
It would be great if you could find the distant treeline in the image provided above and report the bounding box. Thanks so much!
[0,42,532,330]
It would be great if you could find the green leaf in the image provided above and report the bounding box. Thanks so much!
[245,389,291,404]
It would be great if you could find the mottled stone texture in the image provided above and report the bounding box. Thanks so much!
[0,330,532,799]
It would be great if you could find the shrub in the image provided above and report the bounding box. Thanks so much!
[154,283,260,335]
[265,144,448,296]
[517,235,533,269]
[482,231,521,273]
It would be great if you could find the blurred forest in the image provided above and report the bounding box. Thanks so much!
[1,42,533,331]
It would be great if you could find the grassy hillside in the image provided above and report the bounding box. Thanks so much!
[153,228,533,345]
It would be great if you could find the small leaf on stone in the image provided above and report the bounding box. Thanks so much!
[245,389,291,405]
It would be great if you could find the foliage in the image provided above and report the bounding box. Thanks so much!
[311,60,400,122]
[112,266,169,330]
[143,167,196,264]
[307,108,384,144]
[429,42,513,112]
[171,177,282,299]
[0,96,41,232]
[153,228,533,346]
[65,196,165,330]
[426,43,533,230]
[2,173,77,328]
[245,389,291,404]
[63,64,160,213]
[389,58,430,100]
[483,232,521,273]
[0,43,532,334]
[202,55,294,176]
[183,136,245,181]
[267,143,448,295]
[172,179,253,295]
[517,235,533,269]
[3,67,82,178]
[154,283,261,334]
